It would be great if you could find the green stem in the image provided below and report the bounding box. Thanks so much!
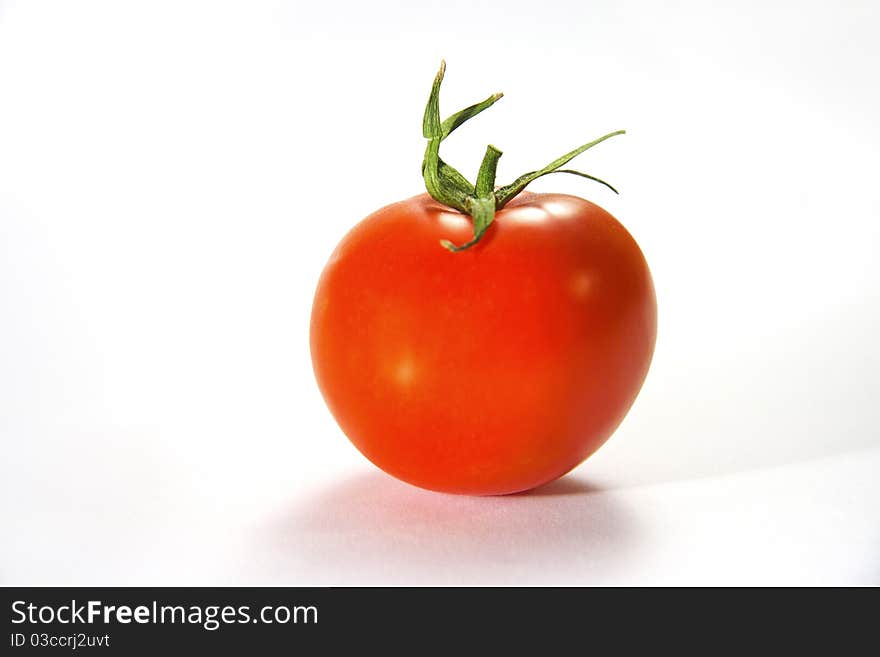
[421,62,623,252]
[441,93,503,141]
[475,145,502,198]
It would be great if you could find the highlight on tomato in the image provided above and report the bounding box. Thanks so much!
[310,62,657,495]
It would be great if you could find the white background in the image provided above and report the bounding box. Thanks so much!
[1,0,878,585]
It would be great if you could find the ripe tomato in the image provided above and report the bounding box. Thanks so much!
[310,191,656,495]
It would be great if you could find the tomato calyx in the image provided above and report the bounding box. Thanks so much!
[421,60,625,252]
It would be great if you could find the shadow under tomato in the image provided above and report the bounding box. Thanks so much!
[518,475,604,497]
[251,470,640,586]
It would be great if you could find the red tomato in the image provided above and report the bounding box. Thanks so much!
[310,191,656,495]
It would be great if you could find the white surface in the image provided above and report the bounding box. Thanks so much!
[1,0,878,585]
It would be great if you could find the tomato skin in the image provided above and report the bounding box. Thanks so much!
[310,192,656,495]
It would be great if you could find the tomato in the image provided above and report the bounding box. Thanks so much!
[310,191,656,495]
[310,62,656,494]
